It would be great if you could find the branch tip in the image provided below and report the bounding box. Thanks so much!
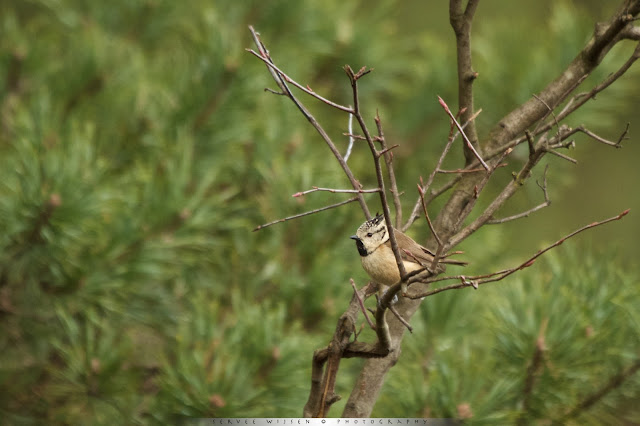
[437,95,450,112]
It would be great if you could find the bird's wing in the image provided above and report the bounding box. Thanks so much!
[390,229,435,266]
[390,228,467,267]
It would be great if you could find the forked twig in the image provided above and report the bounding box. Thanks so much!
[247,26,372,219]
[403,108,483,231]
[350,279,375,330]
[438,96,489,171]
[253,197,359,231]
[487,165,551,224]
[246,48,352,113]
[574,124,629,148]
[389,304,413,333]
[343,64,408,325]
[406,208,630,297]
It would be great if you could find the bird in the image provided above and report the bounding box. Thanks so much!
[350,213,466,287]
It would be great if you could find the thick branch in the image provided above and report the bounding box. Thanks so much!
[450,0,481,165]
[486,3,640,152]
[303,282,387,418]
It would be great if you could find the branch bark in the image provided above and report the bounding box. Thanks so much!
[450,0,481,165]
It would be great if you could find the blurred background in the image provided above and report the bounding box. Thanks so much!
[0,0,638,423]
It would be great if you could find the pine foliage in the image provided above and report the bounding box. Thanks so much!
[0,0,638,423]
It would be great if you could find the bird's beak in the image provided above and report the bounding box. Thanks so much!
[350,235,360,241]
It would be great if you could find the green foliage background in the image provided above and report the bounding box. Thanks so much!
[0,0,638,424]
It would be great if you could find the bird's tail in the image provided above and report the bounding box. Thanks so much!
[440,258,468,266]
[420,247,468,266]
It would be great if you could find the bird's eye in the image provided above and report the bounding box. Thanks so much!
[366,232,373,237]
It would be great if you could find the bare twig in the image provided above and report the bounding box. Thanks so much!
[525,130,536,156]
[345,112,355,161]
[418,179,442,247]
[574,124,629,148]
[350,279,375,330]
[264,87,286,96]
[438,163,507,174]
[303,281,388,418]
[343,133,368,141]
[403,109,483,231]
[531,94,561,141]
[446,139,545,250]
[544,147,578,164]
[389,304,413,333]
[344,64,407,320]
[555,41,640,124]
[292,187,381,197]
[502,41,640,154]
[376,114,403,229]
[487,165,551,224]
[376,144,400,158]
[407,209,630,298]
[438,96,489,171]
[253,197,359,231]
[452,145,514,231]
[547,137,575,151]
[246,48,353,113]
[248,26,372,219]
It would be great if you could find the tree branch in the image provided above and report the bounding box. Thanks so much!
[438,96,489,170]
[375,114,403,228]
[292,187,381,197]
[249,2,639,418]
[407,209,630,298]
[486,165,551,224]
[403,108,483,231]
[253,197,359,232]
[487,7,640,152]
[450,0,481,165]
[517,319,548,426]
[557,357,640,423]
[344,65,408,303]
[573,123,629,148]
[248,26,372,219]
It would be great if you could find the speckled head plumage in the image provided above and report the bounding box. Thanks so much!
[350,214,389,257]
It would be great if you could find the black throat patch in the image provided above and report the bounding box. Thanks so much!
[354,239,368,257]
